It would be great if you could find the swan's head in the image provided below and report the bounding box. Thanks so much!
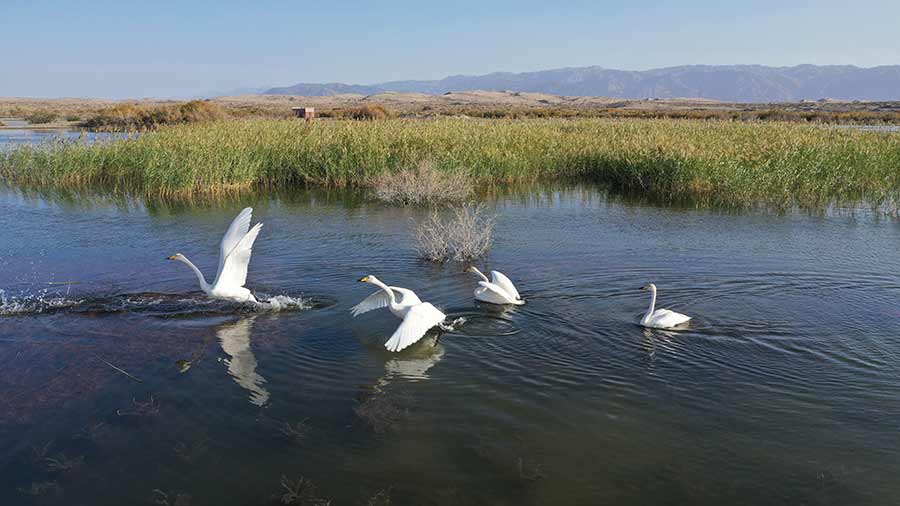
[358,275,379,284]
[464,266,475,273]
[640,283,657,291]
[167,253,185,261]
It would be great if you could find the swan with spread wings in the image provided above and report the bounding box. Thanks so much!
[351,275,448,352]
[465,266,524,305]
[167,207,263,303]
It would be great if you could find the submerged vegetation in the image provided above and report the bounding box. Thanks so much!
[2,118,900,208]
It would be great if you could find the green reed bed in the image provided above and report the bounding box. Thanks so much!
[2,118,899,208]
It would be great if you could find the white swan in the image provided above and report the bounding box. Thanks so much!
[351,275,447,352]
[639,283,691,329]
[167,207,263,303]
[466,266,523,305]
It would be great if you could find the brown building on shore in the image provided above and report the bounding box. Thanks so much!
[291,107,315,120]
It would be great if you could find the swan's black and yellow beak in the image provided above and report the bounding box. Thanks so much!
[167,255,178,260]
[464,266,473,273]
[358,276,370,283]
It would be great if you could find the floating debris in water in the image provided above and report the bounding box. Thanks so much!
[278,419,311,444]
[117,395,160,417]
[152,489,192,506]
[96,354,143,382]
[29,440,53,466]
[354,388,412,434]
[175,359,193,373]
[274,475,331,506]
[173,438,210,464]
[516,457,547,482]
[73,421,109,443]
[18,481,61,497]
[44,452,85,472]
[362,487,393,506]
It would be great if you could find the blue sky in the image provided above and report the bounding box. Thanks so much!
[2,0,898,98]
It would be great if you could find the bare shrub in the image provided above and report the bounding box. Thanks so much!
[414,203,494,262]
[373,160,473,206]
[84,100,226,130]
[342,104,392,120]
[26,112,58,124]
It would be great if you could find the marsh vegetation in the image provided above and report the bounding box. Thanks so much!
[2,118,899,209]
[372,159,473,205]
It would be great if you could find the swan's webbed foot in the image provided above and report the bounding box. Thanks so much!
[437,317,466,332]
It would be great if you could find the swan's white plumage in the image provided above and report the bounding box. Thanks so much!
[475,281,514,304]
[216,207,252,282]
[490,271,520,300]
[352,275,446,352]
[215,222,262,290]
[639,283,691,329]
[351,287,420,317]
[169,207,263,304]
[384,302,446,352]
[467,266,523,305]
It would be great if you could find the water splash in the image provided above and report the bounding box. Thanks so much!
[0,289,82,316]
[254,294,312,312]
[1,290,324,317]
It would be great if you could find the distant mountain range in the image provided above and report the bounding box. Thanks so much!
[263,65,900,102]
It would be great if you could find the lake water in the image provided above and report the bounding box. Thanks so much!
[1,186,899,505]
[0,125,124,150]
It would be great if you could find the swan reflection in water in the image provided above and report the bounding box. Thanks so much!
[217,316,270,406]
[375,335,445,390]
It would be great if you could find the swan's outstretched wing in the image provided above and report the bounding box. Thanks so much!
[350,287,420,317]
[384,302,446,352]
[490,270,520,300]
[216,207,253,282]
[215,222,263,289]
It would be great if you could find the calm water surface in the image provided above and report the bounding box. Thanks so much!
[0,125,123,150]
[1,186,899,505]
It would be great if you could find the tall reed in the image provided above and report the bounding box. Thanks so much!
[2,118,899,208]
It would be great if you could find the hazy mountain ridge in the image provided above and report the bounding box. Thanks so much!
[265,64,900,102]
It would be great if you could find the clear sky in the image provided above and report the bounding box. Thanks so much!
[2,0,898,98]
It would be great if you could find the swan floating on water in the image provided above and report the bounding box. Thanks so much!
[168,207,263,304]
[466,266,524,305]
[351,275,448,352]
[639,283,691,329]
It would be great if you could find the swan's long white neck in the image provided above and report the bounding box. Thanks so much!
[470,267,490,283]
[645,285,657,319]
[369,277,399,311]
[177,256,211,293]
